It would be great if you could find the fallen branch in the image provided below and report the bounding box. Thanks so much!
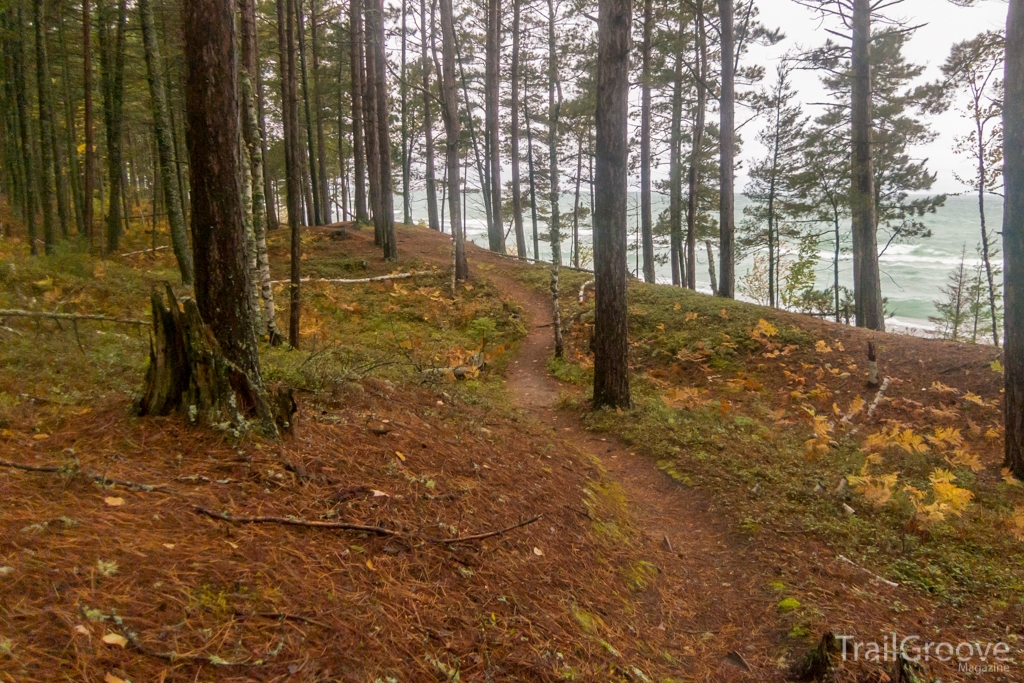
[269,272,422,285]
[865,377,891,420]
[83,606,283,666]
[234,611,331,629]
[196,506,541,545]
[578,279,594,305]
[0,458,166,492]
[836,554,899,588]
[117,244,171,257]
[0,309,150,326]
[194,506,406,537]
[434,515,542,544]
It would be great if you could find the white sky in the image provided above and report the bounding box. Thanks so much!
[738,0,1009,194]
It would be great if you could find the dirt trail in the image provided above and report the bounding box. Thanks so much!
[394,226,789,678]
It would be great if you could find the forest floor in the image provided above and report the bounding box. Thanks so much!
[0,218,1021,682]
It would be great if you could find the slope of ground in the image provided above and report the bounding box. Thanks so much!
[2,217,1022,682]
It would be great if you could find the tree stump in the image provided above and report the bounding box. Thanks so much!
[136,285,285,435]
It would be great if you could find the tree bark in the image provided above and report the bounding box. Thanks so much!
[57,10,84,236]
[572,136,582,268]
[34,0,58,254]
[485,0,505,253]
[547,0,561,266]
[592,0,631,409]
[139,0,194,285]
[310,0,330,224]
[83,0,95,248]
[422,0,440,232]
[97,0,126,254]
[278,0,304,347]
[717,0,735,298]
[400,0,412,224]
[12,4,38,254]
[295,0,321,226]
[1004,0,1024,477]
[362,0,383,241]
[438,0,467,279]
[850,0,883,330]
[640,0,655,283]
[367,0,397,259]
[241,0,282,343]
[509,0,526,256]
[525,91,540,260]
[178,0,275,432]
[669,26,684,286]
[349,0,369,223]
[685,2,707,290]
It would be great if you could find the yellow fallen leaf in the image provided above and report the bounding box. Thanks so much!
[673,303,682,310]
[1002,468,1022,487]
[102,633,128,647]
[395,451,406,462]
[93,265,105,279]
[366,559,375,570]
[104,673,126,683]
[655,323,665,331]
[533,547,544,556]
[74,624,90,635]
[815,340,832,353]
[685,312,698,322]
[104,497,125,507]
[163,543,175,549]
[33,433,50,441]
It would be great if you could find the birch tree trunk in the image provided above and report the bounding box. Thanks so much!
[510,0,527,256]
[685,2,707,290]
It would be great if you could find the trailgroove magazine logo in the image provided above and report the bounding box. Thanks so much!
[837,633,1014,673]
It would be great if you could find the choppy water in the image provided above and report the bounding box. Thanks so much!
[399,189,1003,332]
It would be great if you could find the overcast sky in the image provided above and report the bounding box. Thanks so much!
[737,0,1009,194]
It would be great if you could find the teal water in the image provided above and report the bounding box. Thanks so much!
[399,190,1003,332]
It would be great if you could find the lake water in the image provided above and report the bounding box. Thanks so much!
[398,189,1003,333]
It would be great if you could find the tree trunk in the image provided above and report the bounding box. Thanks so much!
[572,137,582,268]
[83,0,95,248]
[685,2,707,290]
[1004,0,1024,477]
[98,0,127,254]
[717,0,735,298]
[34,0,58,254]
[400,0,412,224]
[367,0,397,259]
[241,0,282,343]
[640,0,655,283]
[592,0,631,409]
[256,63,278,230]
[57,10,84,236]
[509,0,526,256]
[176,0,275,432]
[485,0,505,253]
[349,0,369,223]
[547,0,561,266]
[438,0,467,279]
[525,90,540,260]
[362,0,383,241]
[422,0,440,232]
[669,28,684,286]
[12,5,38,255]
[278,0,304,347]
[850,0,883,330]
[295,0,321,226]
[139,0,194,285]
[310,0,331,224]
